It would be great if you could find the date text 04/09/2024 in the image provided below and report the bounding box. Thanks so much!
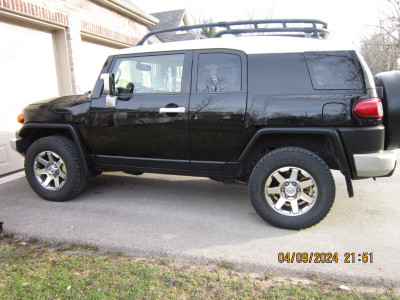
[277,252,374,264]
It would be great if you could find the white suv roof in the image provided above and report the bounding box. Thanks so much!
[117,35,355,56]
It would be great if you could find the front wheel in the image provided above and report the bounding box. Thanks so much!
[249,147,335,229]
[25,136,87,201]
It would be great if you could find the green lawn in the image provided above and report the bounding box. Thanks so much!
[0,235,398,299]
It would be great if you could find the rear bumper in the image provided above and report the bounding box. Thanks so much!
[353,150,397,177]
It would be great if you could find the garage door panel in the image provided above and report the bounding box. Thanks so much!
[80,39,121,93]
[0,21,59,103]
[0,20,59,175]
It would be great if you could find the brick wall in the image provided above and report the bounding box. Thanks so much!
[0,0,149,42]
[0,0,69,25]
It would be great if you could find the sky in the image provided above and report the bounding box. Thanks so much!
[134,0,387,46]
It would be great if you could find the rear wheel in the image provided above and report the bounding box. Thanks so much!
[25,136,87,201]
[249,147,335,229]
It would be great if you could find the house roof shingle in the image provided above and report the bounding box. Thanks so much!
[148,9,199,43]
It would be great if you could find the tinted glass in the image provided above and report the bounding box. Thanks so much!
[197,53,241,92]
[112,54,184,94]
[248,53,314,95]
[305,51,364,90]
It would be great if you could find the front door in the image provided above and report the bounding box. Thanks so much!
[89,51,192,170]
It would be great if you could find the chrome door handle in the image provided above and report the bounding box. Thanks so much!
[159,107,185,114]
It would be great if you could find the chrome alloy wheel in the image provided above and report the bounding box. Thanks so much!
[33,151,67,190]
[264,167,318,216]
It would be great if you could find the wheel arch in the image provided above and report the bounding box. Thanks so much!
[239,128,354,197]
[18,123,90,173]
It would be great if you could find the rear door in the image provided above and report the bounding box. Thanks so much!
[89,51,192,170]
[189,50,247,172]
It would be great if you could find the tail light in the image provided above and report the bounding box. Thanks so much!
[353,98,383,119]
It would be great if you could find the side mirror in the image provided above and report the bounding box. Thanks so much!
[100,73,117,108]
[101,73,115,96]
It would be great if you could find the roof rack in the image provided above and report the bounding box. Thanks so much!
[137,19,329,45]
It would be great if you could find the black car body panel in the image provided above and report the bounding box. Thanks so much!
[22,95,90,124]
[16,47,393,182]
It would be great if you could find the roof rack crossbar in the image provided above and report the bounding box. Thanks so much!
[138,19,329,45]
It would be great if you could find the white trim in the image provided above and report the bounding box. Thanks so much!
[81,31,131,48]
[54,30,73,95]
[94,0,158,25]
[0,8,66,30]
[181,11,189,26]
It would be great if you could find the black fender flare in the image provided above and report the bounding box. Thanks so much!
[19,123,89,171]
[238,127,354,197]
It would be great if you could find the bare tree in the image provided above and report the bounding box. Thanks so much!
[186,3,276,38]
[360,0,400,75]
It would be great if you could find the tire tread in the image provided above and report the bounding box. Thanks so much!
[25,135,87,201]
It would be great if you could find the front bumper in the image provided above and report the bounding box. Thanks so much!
[10,137,24,154]
[354,150,397,177]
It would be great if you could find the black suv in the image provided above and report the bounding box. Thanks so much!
[11,20,400,229]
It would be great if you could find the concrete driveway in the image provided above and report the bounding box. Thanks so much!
[1,160,400,287]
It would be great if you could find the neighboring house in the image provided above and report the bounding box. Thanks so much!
[0,0,158,175]
[148,9,199,43]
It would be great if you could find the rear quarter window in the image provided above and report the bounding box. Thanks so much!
[305,51,364,90]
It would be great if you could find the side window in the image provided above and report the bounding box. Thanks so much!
[305,51,364,90]
[197,53,241,92]
[111,54,184,94]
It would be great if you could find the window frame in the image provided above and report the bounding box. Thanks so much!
[104,50,193,96]
[192,49,247,94]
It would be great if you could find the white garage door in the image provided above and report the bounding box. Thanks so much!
[79,39,121,93]
[0,20,59,175]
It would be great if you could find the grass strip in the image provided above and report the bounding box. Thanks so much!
[0,236,398,299]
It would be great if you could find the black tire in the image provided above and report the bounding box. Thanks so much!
[248,147,335,229]
[25,136,87,201]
